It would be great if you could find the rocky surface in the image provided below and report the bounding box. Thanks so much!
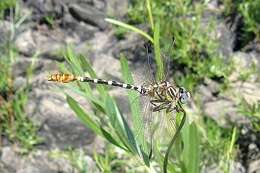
[0,0,260,173]
[0,146,98,173]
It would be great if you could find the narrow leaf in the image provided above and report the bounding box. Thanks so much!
[67,95,102,135]
[105,18,154,43]
[153,22,164,80]
[146,0,154,30]
[67,95,125,150]
[182,122,200,173]
[120,57,145,149]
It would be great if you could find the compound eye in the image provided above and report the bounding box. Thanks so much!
[180,92,190,104]
[179,87,184,93]
[180,95,187,104]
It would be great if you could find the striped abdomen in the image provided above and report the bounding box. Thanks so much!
[48,73,147,95]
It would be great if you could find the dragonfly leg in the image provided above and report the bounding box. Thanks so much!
[149,140,153,160]
[150,99,168,106]
[166,105,177,113]
[155,90,164,100]
[152,102,171,112]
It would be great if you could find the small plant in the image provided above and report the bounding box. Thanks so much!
[43,15,55,28]
[94,143,150,173]
[50,148,90,173]
[200,117,237,172]
[0,2,42,152]
[222,0,260,48]
[0,0,16,12]
[128,0,232,91]
[239,0,260,40]
[238,99,260,132]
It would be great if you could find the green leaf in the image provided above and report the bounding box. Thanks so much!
[105,18,154,43]
[67,95,102,135]
[78,55,108,97]
[104,96,132,151]
[67,95,125,150]
[105,96,139,155]
[140,148,150,167]
[100,127,128,151]
[182,122,200,173]
[153,22,164,80]
[120,57,145,149]
[146,0,154,30]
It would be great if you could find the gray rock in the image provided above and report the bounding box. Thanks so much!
[27,85,95,149]
[215,22,234,58]
[204,78,221,95]
[69,3,107,30]
[15,28,80,59]
[0,21,12,44]
[204,99,250,127]
[24,0,64,21]
[201,3,234,58]
[92,54,122,78]
[202,162,245,173]
[111,32,146,61]
[229,52,260,82]
[1,147,20,169]
[197,84,214,103]
[106,0,128,17]
[93,0,106,10]
[249,159,260,173]
[231,82,260,105]
[1,147,77,173]
[0,161,13,173]
[231,162,246,173]
[15,30,36,56]
[202,164,222,173]
[62,0,93,6]
[12,58,44,77]
[206,0,219,11]
[62,13,98,41]
[13,76,27,91]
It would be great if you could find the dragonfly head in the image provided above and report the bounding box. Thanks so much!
[179,87,191,104]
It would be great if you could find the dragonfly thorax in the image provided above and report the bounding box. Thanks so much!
[146,81,190,106]
[146,81,178,101]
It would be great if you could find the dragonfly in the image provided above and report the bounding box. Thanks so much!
[48,71,190,172]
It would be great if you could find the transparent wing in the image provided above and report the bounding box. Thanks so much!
[133,95,153,154]
[151,109,179,154]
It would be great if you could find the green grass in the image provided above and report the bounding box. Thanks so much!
[238,99,260,132]
[0,49,42,153]
[239,0,260,41]
[43,15,55,28]
[0,0,16,12]
[223,0,260,47]
[200,118,237,170]
[0,2,42,152]
[127,0,232,92]
[51,148,90,173]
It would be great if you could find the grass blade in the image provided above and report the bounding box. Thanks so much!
[78,55,107,97]
[182,122,200,173]
[153,22,164,80]
[105,18,154,43]
[146,0,154,30]
[120,57,145,146]
[67,94,102,135]
[67,95,125,150]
